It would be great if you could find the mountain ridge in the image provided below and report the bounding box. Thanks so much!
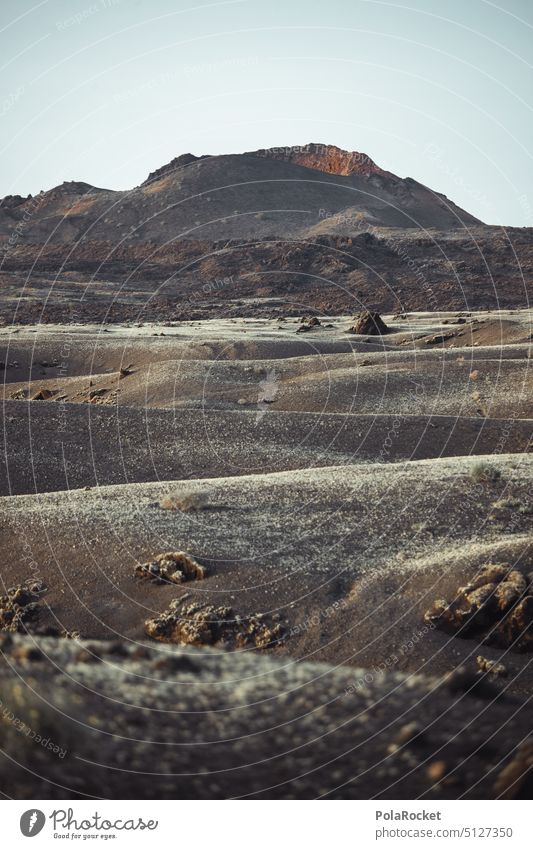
[0,143,483,246]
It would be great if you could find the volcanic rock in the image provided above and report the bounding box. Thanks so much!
[0,581,46,633]
[347,311,389,335]
[424,564,533,651]
[145,600,284,649]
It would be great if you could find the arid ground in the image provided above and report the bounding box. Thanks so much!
[0,308,532,798]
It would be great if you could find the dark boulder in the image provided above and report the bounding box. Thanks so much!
[346,310,389,335]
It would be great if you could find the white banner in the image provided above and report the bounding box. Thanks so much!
[2,800,530,848]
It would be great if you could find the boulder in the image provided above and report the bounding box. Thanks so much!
[346,310,388,335]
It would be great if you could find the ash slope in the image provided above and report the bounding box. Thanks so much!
[1,312,532,495]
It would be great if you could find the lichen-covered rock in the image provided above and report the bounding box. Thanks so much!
[424,564,533,651]
[496,596,533,649]
[134,551,206,584]
[476,656,507,678]
[494,573,525,614]
[144,600,284,649]
[31,388,55,401]
[461,564,510,592]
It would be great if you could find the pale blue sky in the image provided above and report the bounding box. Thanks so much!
[1,0,532,225]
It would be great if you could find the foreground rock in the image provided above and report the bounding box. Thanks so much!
[424,564,533,651]
[0,581,46,633]
[144,600,283,648]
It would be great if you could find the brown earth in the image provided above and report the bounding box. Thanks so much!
[1,227,532,326]
[1,633,533,800]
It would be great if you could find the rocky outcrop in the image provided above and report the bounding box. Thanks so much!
[0,143,485,250]
[249,143,388,177]
[143,153,205,185]
[145,599,284,648]
[424,564,533,651]
[347,310,389,335]
[134,551,207,584]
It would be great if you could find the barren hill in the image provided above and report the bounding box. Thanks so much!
[0,144,482,248]
[1,144,532,324]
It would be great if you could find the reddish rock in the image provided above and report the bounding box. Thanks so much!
[249,143,387,178]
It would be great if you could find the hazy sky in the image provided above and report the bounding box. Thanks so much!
[1,0,532,225]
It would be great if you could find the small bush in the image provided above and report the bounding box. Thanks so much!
[492,497,521,510]
[470,462,501,483]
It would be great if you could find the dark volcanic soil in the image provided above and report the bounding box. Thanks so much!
[0,311,532,799]
[1,634,532,800]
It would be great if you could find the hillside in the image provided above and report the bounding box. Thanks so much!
[1,310,532,798]
[1,144,531,325]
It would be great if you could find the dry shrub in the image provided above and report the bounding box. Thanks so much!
[159,491,210,512]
